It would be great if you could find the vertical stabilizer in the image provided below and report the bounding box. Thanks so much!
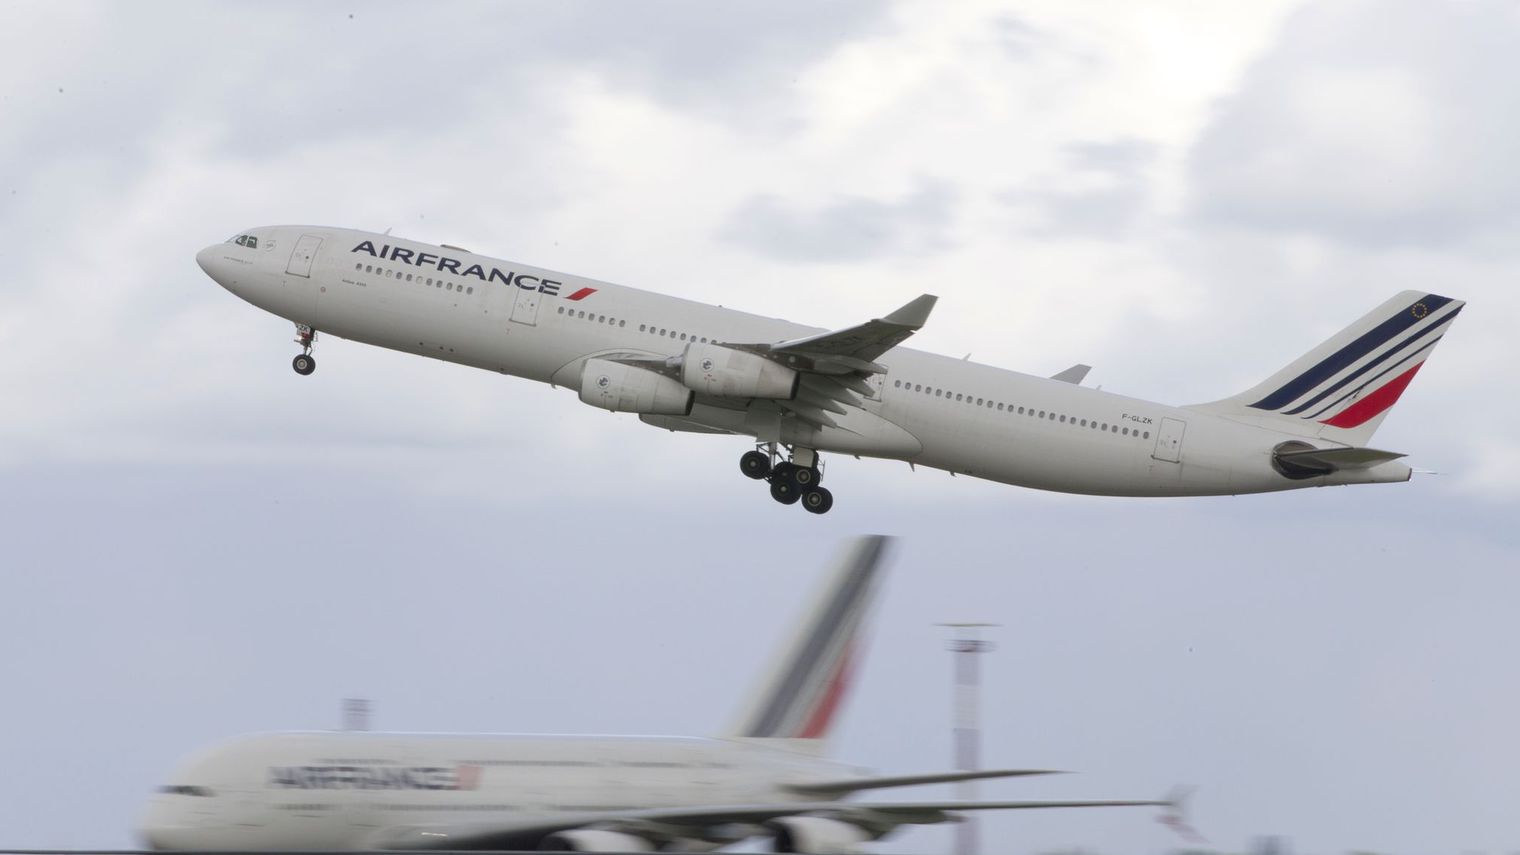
[726,536,891,751]
[1190,291,1464,446]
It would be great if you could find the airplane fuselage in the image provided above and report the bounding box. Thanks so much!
[141,731,852,851]
[196,226,1412,497]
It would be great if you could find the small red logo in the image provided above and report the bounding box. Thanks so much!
[455,764,482,790]
[566,287,597,301]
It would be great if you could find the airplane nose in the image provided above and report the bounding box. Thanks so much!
[196,245,218,277]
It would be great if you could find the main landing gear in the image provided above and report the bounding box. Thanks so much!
[740,444,834,514]
[292,324,317,376]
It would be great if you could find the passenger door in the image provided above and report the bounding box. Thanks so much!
[510,286,541,326]
[286,234,324,278]
[1151,417,1186,463]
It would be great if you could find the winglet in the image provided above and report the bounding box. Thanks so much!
[1157,786,1205,843]
[882,294,938,329]
[1050,364,1092,385]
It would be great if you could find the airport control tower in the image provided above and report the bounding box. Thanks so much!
[941,623,997,855]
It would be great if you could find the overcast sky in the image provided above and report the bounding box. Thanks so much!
[2,2,1517,854]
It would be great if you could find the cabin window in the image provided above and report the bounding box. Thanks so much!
[406,273,414,282]
[619,320,626,327]
[447,282,454,291]
[1143,431,1151,439]
[365,265,374,273]
[467,287,474,294]
[354,262,362,271]
[639,324,647,332]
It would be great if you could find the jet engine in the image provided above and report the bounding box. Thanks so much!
[765,816,872,854]
[580,358,694,416]
[682,342,799,400]
[540,829,655,851]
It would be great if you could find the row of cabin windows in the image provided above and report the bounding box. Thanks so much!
[555,306,720,346]
[559,305,627,328]
[355,262,475,294]
[891,379,1152,439]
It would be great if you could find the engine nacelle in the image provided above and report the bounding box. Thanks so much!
[682,342,799,400]
[765,816,871,854]
[580,358,694,416]
[540,829,655,852]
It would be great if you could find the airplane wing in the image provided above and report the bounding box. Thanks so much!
[370,796,1170,850]
[709,294,936,430]
[730,294,938,375]
[784,768,1061,796]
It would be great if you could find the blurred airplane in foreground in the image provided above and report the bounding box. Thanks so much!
[140,537,1171,853]
[199,226,1463,513]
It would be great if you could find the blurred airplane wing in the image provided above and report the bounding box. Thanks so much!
[370,797,1170,850]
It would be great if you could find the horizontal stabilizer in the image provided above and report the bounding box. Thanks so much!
[1275,445,1406,473]
[1050,364,1091,385]
[786,768,1061,796]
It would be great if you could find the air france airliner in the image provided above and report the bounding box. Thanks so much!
[197,227,1464,513]
[139,537,1173,853]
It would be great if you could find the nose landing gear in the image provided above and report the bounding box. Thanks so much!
[292,324,317,376]
[742,444,834,514]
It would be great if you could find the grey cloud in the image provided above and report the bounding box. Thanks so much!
[1188,0,1520,246]
[1003,138,1157,238]
[720,180,957,263]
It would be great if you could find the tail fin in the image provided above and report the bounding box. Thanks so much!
[1191,291,1464,446]
[726,535,891,751]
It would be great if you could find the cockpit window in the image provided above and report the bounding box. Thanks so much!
[232,234,259,249]
[159,785,214,797]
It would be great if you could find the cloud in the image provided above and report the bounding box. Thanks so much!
[718,179,957,262]
[1188,0,1520,245]
[1002,138,1159,238]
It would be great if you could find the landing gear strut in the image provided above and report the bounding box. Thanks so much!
[741,443,834,514]
[292,324,317,376]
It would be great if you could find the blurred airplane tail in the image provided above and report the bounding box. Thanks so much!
[725,536,890,754]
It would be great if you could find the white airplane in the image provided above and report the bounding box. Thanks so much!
[139,536,1172,853]
[197,227,1464,513]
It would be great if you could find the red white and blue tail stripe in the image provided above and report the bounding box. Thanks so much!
[728,536,889,747]
[1201,291,1463,445]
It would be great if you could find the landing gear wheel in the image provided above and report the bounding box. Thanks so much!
[771,461,798,486]
[792,466,820,488]
[292,354,316,376]
[740,450,772,480]
[801,487,834,515]
[770,478,802,505]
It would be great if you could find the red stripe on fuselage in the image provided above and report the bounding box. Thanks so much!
[1321,362,1424,428]
[566,287,597,301]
